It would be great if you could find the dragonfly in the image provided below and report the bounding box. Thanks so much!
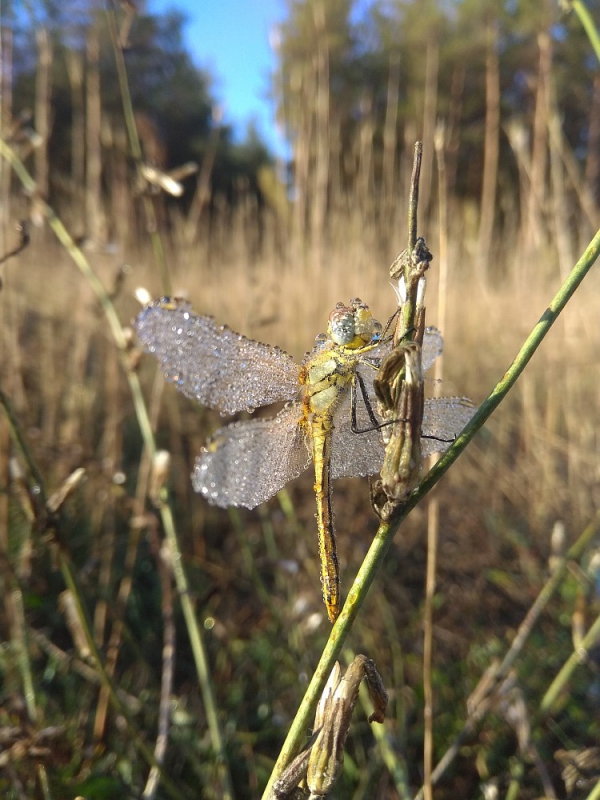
[135,296,475,622]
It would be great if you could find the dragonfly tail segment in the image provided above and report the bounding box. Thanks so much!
[310,416,340,624]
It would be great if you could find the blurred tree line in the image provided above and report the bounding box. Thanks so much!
[273,0,599,265]
[1,0,599,261]
[2,0,272,242]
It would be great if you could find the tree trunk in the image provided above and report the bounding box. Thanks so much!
[66,49,85,234]
[478,17,500,279]
[382,49,401,226]
[419,38,439,223]
[0,24,13,240]
[445,62,465,203]
[86,23,104,245]
[525,29,552,250]
[585,74,600,206]
[35,27,52,203]
[311,1,329,265]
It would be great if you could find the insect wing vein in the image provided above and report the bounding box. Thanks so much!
[135,299,300,414]
[330,390,386,479]
[421,397,477,456]
[192,403,311,508]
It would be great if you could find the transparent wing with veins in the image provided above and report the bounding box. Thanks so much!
[359,325,444,374]
[331,327,474,479]
[134,298,300,415]
[192,402,312,509]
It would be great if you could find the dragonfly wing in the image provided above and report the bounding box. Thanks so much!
[192,403,311,508]
[357,325,443,379]
[421,397,477,457]
[135,298,300,414]
[421,327,444,372]
[331,390,477,478]
[330,390,386,479]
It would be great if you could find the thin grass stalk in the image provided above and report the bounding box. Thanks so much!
[583,778,600,800]
[0,139,234,799]
[143,523,176,800]
[540,608,600,714]
[65,48,85,232]
[338,646,411,798]
[0,527,38,723]
[93,353,161,741]
[382,50,401,223]
[263,227,600,797]
[0,23,12,241]
[311,1,329,266]
[422,124,450,800]
[584,74,600,209]
[0,388,185,800]
[419,39,439,223]
[104,2,168,292]
[526,28,552,254]
[414,509,600,797]
[86,21,104,243]
[36,764,51,800]
[478,16,500,277]
[57,537,186,800]
[92,339,120,647]
[570,0,600,63]
[34,27,51,202]
[185,118,219,244]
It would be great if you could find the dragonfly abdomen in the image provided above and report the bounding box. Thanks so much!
[310,415,340,623]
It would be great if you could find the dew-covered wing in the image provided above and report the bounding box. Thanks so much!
[421,327,444,372]
[330,389,386,479]
[135,298,300,415]
[192,403,311,508]
[357,325,443,380]
[421,397,477,457]
[331,393,477,479]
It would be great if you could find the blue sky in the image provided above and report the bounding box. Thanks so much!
[147,0,287,155]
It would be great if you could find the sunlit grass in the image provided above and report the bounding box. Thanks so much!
[2,148,600,798]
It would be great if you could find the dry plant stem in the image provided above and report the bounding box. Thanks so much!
[0,138,234,800]
[105,3,169,292]
[0,393,186,800]
[422,125,449,800]
[263,226,600,798]
[413,509,600,799]
[143,525,176,800]
[570,0,600,63]
[407,142,421,250]
[94,369,164,740]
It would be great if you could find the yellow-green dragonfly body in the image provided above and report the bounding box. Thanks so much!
[135,297,474,621]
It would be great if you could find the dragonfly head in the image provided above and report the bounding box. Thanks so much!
[328,298,380,348]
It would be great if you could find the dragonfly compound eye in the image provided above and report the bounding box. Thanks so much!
[328,305,355,345]
[353,303,376,344]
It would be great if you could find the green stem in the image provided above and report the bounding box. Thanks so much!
[415,510,600,797]
[540,611,600,714]
[0,138,234,799]
[1,391,185,800]
[104,4,169,292]
[571,0,600,64]
[262,225,600,797]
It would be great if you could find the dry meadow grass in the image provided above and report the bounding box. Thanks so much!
[2,164,600,797]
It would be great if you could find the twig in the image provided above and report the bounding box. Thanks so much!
[262,224,600,798]
[0,220,29,267]
[0,137,234,800]
[143,522,177,800]
[413,510,600,798]
[0,385,186,800]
